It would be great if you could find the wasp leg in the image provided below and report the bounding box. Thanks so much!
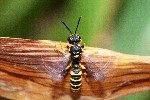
[80,64,89,84]
[56,41,66,55]
[67,45,71,54]
[65,62,72,73]
[81,43,85,49]
[67,45,70,49]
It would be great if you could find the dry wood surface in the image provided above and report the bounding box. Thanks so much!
[0,37,150,100]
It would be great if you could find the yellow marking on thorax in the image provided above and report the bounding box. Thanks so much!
[74,55,79,58]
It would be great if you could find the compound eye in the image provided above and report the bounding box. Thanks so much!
[70,37,74,41]
[67,35,75,44]
[75,35,81,42]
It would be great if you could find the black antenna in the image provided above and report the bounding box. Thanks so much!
[75,16,82,34]
[61,21,72,34]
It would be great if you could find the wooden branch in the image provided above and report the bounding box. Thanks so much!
[0,37,150,100]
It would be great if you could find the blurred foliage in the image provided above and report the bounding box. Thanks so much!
[0,0,149,100]
[112,0,150,55]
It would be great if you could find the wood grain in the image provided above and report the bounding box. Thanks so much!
[0,37,150,100]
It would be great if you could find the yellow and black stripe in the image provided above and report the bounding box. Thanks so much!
[70,70,82,92]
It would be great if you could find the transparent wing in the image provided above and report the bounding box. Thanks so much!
[82,48,114,81]
[0,38,70,82]
[40,51,70,81]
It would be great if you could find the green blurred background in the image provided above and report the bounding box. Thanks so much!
[0,0,149,99]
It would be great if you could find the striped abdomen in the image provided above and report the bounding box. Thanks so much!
[70,70,82,92]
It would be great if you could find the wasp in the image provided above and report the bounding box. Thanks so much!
[61,16,87,92]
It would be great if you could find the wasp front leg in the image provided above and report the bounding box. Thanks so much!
[67,45,70,49]
[81,43,85,49]
[56,41,67,55]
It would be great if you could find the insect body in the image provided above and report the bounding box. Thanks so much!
[62,16,86,92]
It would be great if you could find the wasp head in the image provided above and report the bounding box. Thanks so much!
[67,34,81,44]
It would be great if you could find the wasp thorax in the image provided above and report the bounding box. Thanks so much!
[67,34,81,44]
[70,44,82,55]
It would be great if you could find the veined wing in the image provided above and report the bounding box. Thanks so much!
[40,50,70,81]
[82,47,114,81]
[0,38,70,81]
